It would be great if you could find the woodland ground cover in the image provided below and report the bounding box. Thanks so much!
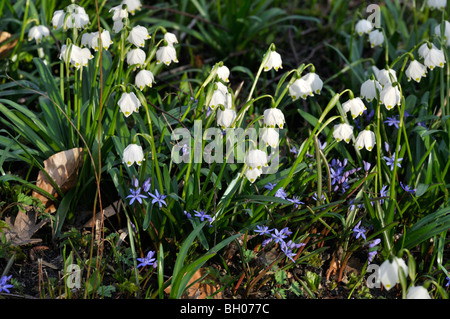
[0,0,449,300]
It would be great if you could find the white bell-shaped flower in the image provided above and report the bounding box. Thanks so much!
[355,19,373,36]
[418,43,435,59]
[245,167,262,183]
[360,79,382,102]
[123,143,144,166]
[245,149,268,170]
[406,286,432,299]
[60,44,93,69]
[118,92,141,117]
[263,108,285,129]
[355,129,376,151]
[164,32,178,46]
[427,0,447,10]
[423,46,446,70]
[127,25,150,47]
[217,108,237,130]
[434,20,450,46]
[53,4,90,30]
[82,30,113,51]
[217,65,230,83]
[380,83,401,110]
[405,60,427,83]
[209,82,228,110]
[28,25,50,43]
[303,72,323,94]
[127,48,146,68]
[110,4,128,21]
[289,78,313,100]
[368,29,384,48]
[260,127,279,148]
[377,257,408,291]
[122,0,142,15]
[263,50,282,72]
[376,68,397,87]
[333,123,353,143]
[156,45,178,66]
[342,97,367,119]
[135,69,154,90]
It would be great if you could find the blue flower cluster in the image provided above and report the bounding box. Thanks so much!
[126,177,167,208]
[264,183,304,209]
[254,225,305,263]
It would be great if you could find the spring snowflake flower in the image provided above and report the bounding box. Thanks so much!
[380,83,401,110]
[135,69,155,90]
[156,45,178,66]
[127,48,146,68]
[127,25,150,47]
[28,25,50,43]
[263,50,282,72]
[209,82,229,110]
[244,167,262,183]
[405,60,427,82]
[60,44,93,69]
[217,108,237,130]
[368,29,384,47]
[302,72,323,94]
[260,127,279,148]
[263,108,285,129]
[164,32,178,46]
[122,0,142,15]
[289,77,313,100]
[123,143,144,166]
[376,68,397,87]
[360,79,382,102]
[333,123,353,143]
[137,250,157,268]
[423,45,446,70]
[118,92,141,117]
[0,275,13,293]
[52,4,90,30]
[109,4,128,33]
[342,97,367,119]
[406,286,432,299]
[149,189,167,208]
[246,149,268,170]
[427,0,447,10]
[355,19,373,36]
[355,129,376,151]
[377,257,408,291]
[82,30,113,51]
[217,65,230,82]
[434,20,450,46]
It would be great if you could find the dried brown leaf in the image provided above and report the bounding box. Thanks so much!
[32,148,83,212]
[0,31,18,59]
[4,210,47,246]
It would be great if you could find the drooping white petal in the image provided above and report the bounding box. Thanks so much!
[405,60,427,82]
[289,78,313,100]
[368,29,384,47]
[123,144,144,166]
[118,92,141,117]
[380,84,401,110]
[263,108,285,129]
[333,123,353,143]
[355,19,373,36]
[127,25,150,47]
[263,50,282,72]
[28,25,50,43]
[217,108,237,130]
[156,45,178,66]
[135,69,155,90]
[260,127,279,148]
[303,72,323,94]
[342,97,367,119]
[127,48,146,67]
[355,129,376,151]
[360,79,382,102]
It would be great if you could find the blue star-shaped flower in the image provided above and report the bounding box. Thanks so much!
[126,188,147,205]
[149,189,167,208]
[137,251,157,269]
